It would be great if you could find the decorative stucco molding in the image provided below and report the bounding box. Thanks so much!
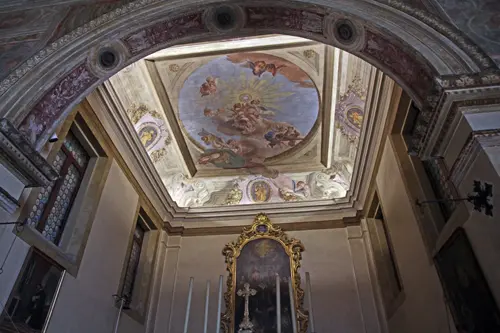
[0,118,59,187]
[418,88,500,158]
[450,129,500,186]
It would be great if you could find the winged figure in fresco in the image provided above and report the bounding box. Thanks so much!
[272,174,311,202]
[198,128,227,149]
[226,53,315,88]
[246,60,286,77]
[203,99,277,136]
[199,76,217,96]
[197,129,279,178]
[264,123,303,148]
[198,148,278,178]
[198,128,260,158]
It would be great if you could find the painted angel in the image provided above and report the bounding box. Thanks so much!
[272,175,310,201]
[247,60,285,77]
[264,124,302,148]
[198,148,278,178]
[198,128,227,149]
[199,76,217,96]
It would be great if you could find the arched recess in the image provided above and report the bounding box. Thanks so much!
[0,0,496,153]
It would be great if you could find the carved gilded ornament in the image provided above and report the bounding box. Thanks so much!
[221,213,308,333]
[224,185,243,205]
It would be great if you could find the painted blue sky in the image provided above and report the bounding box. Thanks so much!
[178,54,319,146]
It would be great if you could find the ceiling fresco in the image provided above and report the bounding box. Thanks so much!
[103,36,373,208]
[178,52,320,175]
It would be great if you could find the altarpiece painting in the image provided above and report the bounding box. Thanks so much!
[222,213,308,333]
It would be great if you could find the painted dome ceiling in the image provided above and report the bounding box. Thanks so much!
[100,35,375,209]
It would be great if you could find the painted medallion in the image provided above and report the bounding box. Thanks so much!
[249,180,272,203]
[138,123,161,150]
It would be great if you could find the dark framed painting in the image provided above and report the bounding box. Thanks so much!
[435,228,500,333]
[234,238,294,333]
[0,249,65,332]
[221,213,308,333]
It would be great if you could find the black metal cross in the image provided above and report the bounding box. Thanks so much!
[416,180,493,217]
[467,180,493,216]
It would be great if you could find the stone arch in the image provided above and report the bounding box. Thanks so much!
[0,0,496,151]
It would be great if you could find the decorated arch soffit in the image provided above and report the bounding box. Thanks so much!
[4,0,498,154]
[221,213,308,333]
[99,35,373,209]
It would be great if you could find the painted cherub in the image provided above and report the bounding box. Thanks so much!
[264,124,302,148]
[247,60,285,77]
[199,76,217,96]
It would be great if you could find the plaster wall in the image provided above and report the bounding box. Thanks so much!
[154,228,381,333]
[0,170,32,315]
[375,139,454,333]
[0,212,30,315]
[45,160,143,333]
[460,148,500,306]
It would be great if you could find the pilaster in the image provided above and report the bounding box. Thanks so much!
[360,219,389,333]
[347,225,383,333]
[146,230,168,333]
[153,234,182,333]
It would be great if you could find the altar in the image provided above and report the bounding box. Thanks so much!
[178,213,316,333]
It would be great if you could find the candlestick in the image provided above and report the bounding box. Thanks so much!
[183,277,194,333]
[276,274,281,333]
[305,272,316,333]
[113,296,125,333]
[216,275,223,333]
[203,280,210,333]
[288,278,298,333]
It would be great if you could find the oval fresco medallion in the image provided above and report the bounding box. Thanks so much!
[346,106,363,130]
[178,52,320,168]
[138,122,161,151]
[248,180,272,203]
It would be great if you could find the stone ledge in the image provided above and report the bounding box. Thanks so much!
[0,118,59,187]
[0,186,19,214]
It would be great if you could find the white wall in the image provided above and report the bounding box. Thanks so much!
[376,139,454,333]
[46,161,142,333]
[460,148,500,306]
[154,228,381,333]
[0,210,30,315]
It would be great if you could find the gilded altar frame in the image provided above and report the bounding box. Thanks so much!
[221,213,308,333]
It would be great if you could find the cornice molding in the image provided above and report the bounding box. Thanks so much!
[166,216,360,237]
[0,186,20,214]
[450,129,500,186]
[419,86,500,158]
[86,88,177,221]
[0,118,59,187]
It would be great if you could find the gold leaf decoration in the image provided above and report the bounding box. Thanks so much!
[127,103,163,125]
[224,186,243,205]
